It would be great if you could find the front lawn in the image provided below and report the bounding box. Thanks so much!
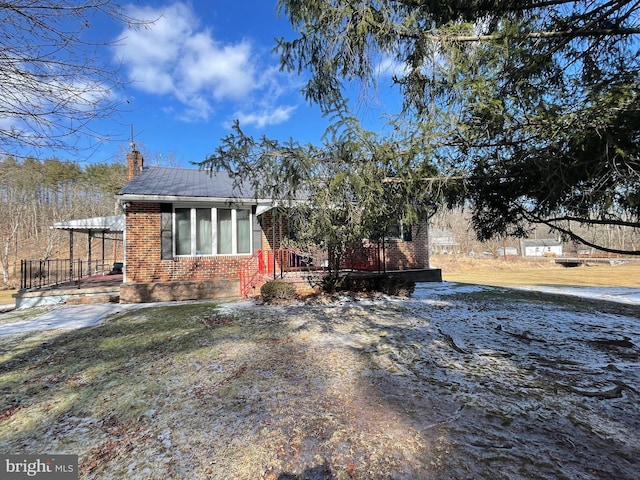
[1,286,638,479]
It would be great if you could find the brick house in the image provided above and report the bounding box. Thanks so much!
[116,149,439,303]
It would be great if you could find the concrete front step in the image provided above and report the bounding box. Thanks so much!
[14,285,121,309]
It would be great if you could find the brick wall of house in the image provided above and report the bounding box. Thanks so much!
[124,202,162,282]
[384,221,430,270]
[121,204,433,302]
[260,210,275,251]
[121,201,255,302]
[124,202,254,284]
[259,210,289,251]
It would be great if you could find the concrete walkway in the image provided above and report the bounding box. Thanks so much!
[0,302,177,337]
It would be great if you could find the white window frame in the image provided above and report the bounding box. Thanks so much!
[173,205,252,256]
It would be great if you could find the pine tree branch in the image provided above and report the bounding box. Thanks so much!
[424,27,640,43]
[542,215,640,229]
[522,211,640,255]
[381,174,515,184]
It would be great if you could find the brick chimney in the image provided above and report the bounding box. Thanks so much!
[126,148,144,181]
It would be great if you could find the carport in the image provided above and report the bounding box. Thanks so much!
[52,214,125,278]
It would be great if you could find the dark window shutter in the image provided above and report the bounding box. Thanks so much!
[161,203,173,259]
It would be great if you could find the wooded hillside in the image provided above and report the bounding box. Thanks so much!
[0,156,126,285]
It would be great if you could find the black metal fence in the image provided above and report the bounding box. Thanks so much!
[20,259,115,290]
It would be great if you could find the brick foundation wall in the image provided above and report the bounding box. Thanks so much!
[120,279,238,303]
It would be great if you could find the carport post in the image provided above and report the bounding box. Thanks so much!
[87,230,93,276]
[102,232,106,274]
[69,230,74,281]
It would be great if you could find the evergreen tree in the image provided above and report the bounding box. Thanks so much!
[274,0,640,253]
[201,121,439,286]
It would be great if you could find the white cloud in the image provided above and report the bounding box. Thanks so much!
[113,2,293,126]
[179,33,255,100]
[233,105,298,129]
[375,55,408,79]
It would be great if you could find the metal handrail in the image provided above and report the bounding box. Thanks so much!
[238,246,383,297]
[20,258,119,290]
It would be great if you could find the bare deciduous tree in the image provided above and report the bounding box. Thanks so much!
[0,1,152,156]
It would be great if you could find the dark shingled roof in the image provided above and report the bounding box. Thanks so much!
[118,167,257,199]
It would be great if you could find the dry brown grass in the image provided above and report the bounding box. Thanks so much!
[432,255,640,288]
[0,289,16,305]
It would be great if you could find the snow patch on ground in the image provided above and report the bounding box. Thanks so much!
[415,281,640,305]
[513,285,640,305]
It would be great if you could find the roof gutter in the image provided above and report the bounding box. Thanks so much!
[116,194,274,205]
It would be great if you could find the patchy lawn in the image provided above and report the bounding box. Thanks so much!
[0,284,639,479]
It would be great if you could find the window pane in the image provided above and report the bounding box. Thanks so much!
[236,209,251,253]
[175,208,191,255]
[389,224,401,239]
[217,209,232,254]
[196,208,212,255]
[403,225,413,242]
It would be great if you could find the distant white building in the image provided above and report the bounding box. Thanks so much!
[521,239,563,257]
[430,229,460,254]
[497,246,519,256]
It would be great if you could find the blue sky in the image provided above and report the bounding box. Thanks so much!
[62,1,400,167]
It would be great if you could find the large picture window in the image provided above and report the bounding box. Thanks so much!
[174,206,252,256]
